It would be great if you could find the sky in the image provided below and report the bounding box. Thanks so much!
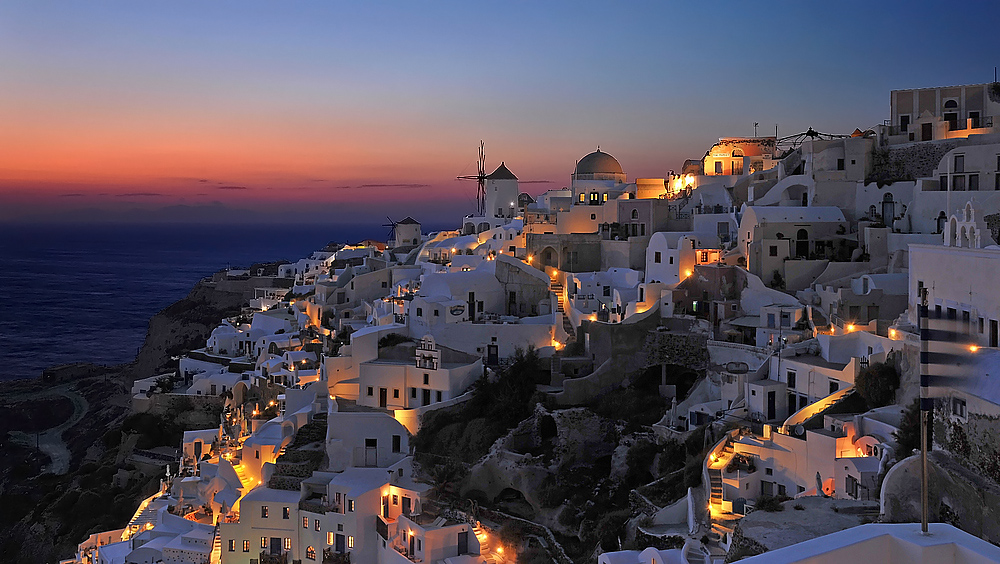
[1,1,998,225]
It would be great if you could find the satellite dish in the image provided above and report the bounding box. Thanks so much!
[794,425,805,436]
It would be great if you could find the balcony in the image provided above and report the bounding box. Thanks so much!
[258,550,289,564]
[299,499,340,514]
[323,548,351,564]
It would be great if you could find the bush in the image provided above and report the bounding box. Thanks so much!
[855,361,899,408]
[755,494,789,512]
[894,398,932,458]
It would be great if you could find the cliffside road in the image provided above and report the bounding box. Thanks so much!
[8,385,89,475]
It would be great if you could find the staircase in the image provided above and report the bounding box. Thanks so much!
[549,282,576,344]
[684,542,708,564]
[210,524,222,564]
[708,440,733,506]
[473,524,499,563]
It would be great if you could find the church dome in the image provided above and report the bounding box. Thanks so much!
[575,149,624,175]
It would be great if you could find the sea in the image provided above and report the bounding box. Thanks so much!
[0,222,412,381]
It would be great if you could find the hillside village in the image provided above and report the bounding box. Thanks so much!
[62,81,1000,564]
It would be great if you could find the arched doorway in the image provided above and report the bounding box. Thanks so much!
[881,193,895,225]
[796,229,809,257]
[540,246,558,268]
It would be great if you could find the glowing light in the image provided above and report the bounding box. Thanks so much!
[451,247,456,253]
[846,324,855,333]
[888,328,897,339]
[589,314,597,321]
[551,340,563,350]
[970,345,980,353]
[684,270,693,278]
[526,255,533,263]
[710,453,717,462]
[496,546,503,554]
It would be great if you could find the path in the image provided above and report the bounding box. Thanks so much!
[8,385,89,474]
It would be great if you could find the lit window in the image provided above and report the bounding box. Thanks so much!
[283,506,290,519]
[316,519,321,531]
[348,536,354,549]
[228,540,236,552]
[306,546,316,560]
[261,537,267,549]
[303,517,309,528]
[261,506,268,518]
[243,540,249,553]
[328,532,334,545]
[347,500,355,512]
[284,538,292,550]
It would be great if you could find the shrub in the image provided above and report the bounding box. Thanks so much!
[754,494,788,512]
[855,361,899,408]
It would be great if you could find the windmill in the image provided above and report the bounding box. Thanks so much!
[456,140,487,216]
[382,216,399,244]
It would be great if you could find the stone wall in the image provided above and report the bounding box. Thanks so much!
[881,451,1000,544]
[882,140,964,180]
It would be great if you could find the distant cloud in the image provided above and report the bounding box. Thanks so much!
[116,192,164,197]
[59,193,85,197]
[199,179,208,183]
[357,183,430,189]
[216,185,248,190]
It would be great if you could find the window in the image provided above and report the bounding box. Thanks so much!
[780,312,790,327]
[715,161,723,174]
[940,175,948,191]
[393,389,399,399]
[669,256,674,264]
[392,435,401,453]
[765,468,773,475]
[283,506,290,519]
[316,519,321,531]
[367,386,373,396]
[307,546,316,560]
[436,391,443,402]
[261,537,267,549]
[970,174,979,191]
[393,494,399,505]
[591,214,596,220]
[433,309,439,317]
[243,540,250,552]
[328,532,335,545]
[348,536,355,549]
[347,500,355,512]
[423,374,429,385]
[955,154,965,173]
[953,175,966,191]
[261,506,269,518]
[338,524,343,531]
[837,158,845,170]
[980,317,985,334]
[284,538,292,551]
[631,209,639,220]
[769,245,778,257]
[654,251,661,263]
[229,540,236,552]
[778,484,787,496]
[303,517,310,528]
[830,381,839,394]
[603,286,611,297]
[579,193,585,203]
[415,307,422,316]
[410,388,417,398]
[603,193,609,202]
[953,398,967,418]
[787,371,796,390]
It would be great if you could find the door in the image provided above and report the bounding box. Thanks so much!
[379,387,387,408]
[409,533,415,555]
[922,122,933,141]
[422,389,431,406]
[468,292,475,321]
[270,537,282,555]
[382,495,389,518]
[795,229,809,258]
[365,438,377,467]
[194,441,202,460]
[767,391,776,421]
[335,534,345,553]
[992,320,998,347]
[402,496,411,516]
[458,531,469,554]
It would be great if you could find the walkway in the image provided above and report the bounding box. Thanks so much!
[8,385,89,474]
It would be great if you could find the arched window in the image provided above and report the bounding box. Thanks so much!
[631,209,639,219]
[732,149,744,157]
[944,99,958,109]
[306,546,316,560]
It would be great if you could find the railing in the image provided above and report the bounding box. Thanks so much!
[299,499,340,514]
[323,548,351,564]
[376,515,389,540]
[259,550,289,564]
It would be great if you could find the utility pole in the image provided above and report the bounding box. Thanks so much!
[918,287,930,534]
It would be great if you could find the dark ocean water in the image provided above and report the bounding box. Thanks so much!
[0,222,391,380]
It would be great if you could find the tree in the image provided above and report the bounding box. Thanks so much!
[855,361,900,408]
[894,398,932,458]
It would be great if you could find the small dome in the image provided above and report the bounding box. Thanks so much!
[575,149,623,175]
